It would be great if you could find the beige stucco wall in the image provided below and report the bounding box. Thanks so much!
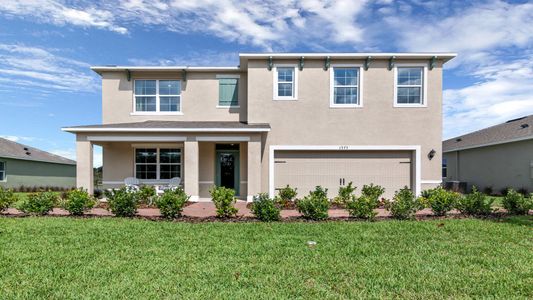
[101,71,247,124]
[246,58,444,193]
[444,139,533,192]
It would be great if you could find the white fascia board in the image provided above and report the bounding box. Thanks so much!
[240,52,457,60]
[62,127,270,133]
[91,66,241,72]
[443,135,533,153]
[196,136,251,142]
[87,136,187,142]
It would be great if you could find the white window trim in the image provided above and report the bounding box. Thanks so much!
[216,74,240,108]
[133,79,182,114]
[330,64,364,108]
[393,63,428,108]
[273,64,298,101]
[0,161,5,182]
[133,147,183,181]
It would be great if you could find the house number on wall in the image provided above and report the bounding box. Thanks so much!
[339,146,349,150]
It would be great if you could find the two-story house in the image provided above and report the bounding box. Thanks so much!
[63,53,456,201]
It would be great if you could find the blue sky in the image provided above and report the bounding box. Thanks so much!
[0,0,532,167]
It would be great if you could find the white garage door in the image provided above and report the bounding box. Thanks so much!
[274,150,412,199]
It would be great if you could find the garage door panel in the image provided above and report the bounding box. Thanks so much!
[274,150,412,199]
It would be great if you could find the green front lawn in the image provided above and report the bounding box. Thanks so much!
[0,217,532,299]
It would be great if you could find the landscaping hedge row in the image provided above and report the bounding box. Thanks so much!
[1,184,531,221]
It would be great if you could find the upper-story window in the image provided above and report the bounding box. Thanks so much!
[273,65,297,100]
[394,66,426,107]
[134,80,181,113]
[217,75,239,107]
[0,161,5,181]
[330,66,362,108]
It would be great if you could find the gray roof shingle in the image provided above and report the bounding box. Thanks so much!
[0,138,76,165]
[443,115,533,152]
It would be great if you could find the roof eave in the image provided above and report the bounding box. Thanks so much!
[443,135,533,153]
[61,127,271,133]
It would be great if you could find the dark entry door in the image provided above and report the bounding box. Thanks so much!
[215,144,240,195]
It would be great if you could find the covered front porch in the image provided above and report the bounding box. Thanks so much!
[63,121,269,202]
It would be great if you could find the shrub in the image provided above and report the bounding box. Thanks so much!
[425,186,460,216]
[61,188,96,216]
[210,186,238,218]
[17,191,58,215]
[0,187,17,212]
[333,182,356,206]
[361,183,385,201]
[251,193,281,222]
[456,186,494,216]
[138,185,157,206]
[346,195,379,220]
[502,189,532,215]
[384,187,419,220]
[155,188,189,219]
[277,185,297,208]
[107,187,140,217]
[296,186,330,221]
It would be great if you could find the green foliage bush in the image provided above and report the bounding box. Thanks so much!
[456,186,494,216]
[138,185,157,206]
[333,182,356,206]
[277,185,297,208]
[346,195,378,220]
[384,187,419,220]
[107,187,140,217]
[61,188,96,216]
[155,188,189,219]
[423,186,460,216]
[296,186,330,220]
[210,186,238,218]
[361,183,385,201]
[502,189,532,215]
[17,191,58,215]
[0,187,17,212]
[251,193,281,222]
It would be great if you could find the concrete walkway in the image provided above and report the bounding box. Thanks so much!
[1,201,443,219]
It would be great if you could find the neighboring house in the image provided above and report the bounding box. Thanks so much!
[443,115,533,193]
[63,52,456,201]
[0,138,76,189]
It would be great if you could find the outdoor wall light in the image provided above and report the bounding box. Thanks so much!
[428,149,436,160]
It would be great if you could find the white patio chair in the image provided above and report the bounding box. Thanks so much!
[124,177,140,192]
[169,177,182,189]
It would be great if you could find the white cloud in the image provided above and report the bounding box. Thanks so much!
[0,0,127,34]
[0,0,370,49]
[0,44,99,93]
[0,135,36,142]
[443,55,533,138]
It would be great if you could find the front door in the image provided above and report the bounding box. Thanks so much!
[215,144,240,195]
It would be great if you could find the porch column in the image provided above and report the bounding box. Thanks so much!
[76,135,93,193]
[184,140,199,201]
[247,137,262,202]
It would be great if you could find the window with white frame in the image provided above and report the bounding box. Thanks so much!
[396,67,424,105]
[331,67,360,107]
[0,161,5,181]
[274,66,297,100]
[134,80,181,113]
[135,148,181,180]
